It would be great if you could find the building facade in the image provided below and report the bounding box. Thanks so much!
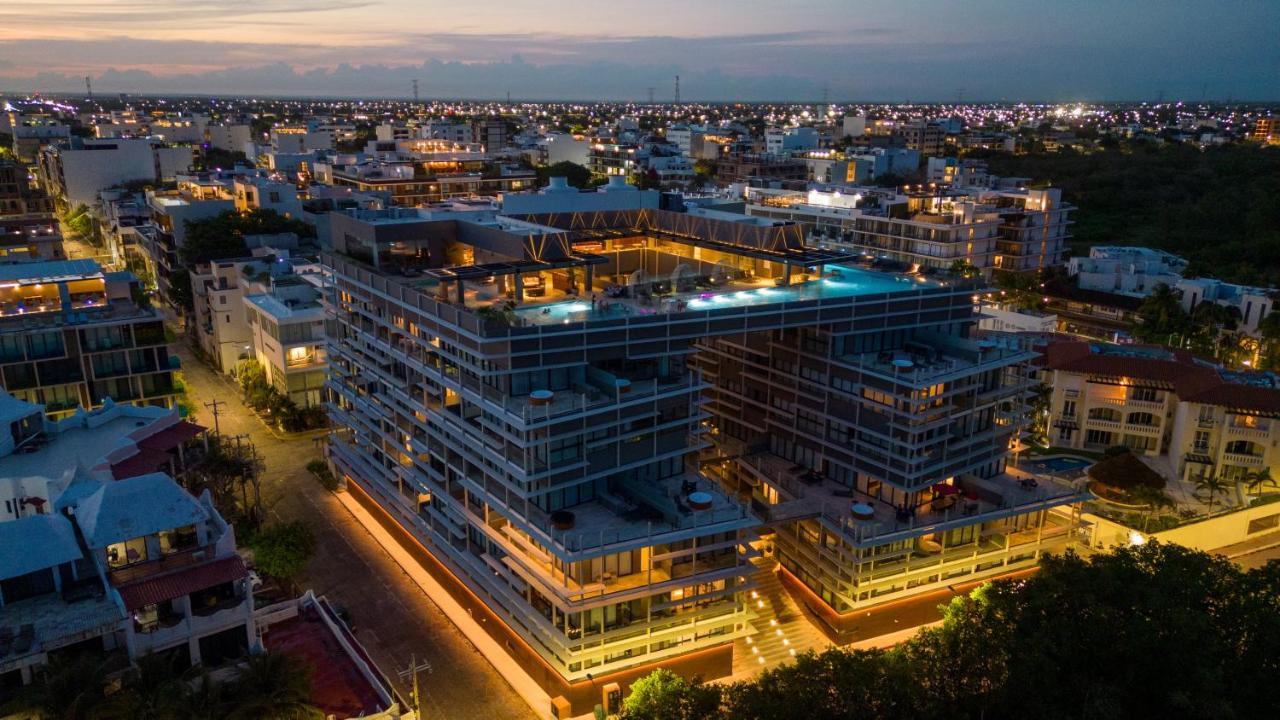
[1043,340,1280,483]
[0,260,177,418]
[322,205,1084,691]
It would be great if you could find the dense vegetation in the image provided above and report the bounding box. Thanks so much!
[2,649,320,720]
[169,208,313,310]
[970,141,1280,285]
[622,543,1280,720]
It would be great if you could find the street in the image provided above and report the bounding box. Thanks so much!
[172,335,534,720]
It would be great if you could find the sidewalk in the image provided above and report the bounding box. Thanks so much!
[332,487,555,719]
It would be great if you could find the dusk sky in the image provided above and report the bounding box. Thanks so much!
[1,0,1277,101]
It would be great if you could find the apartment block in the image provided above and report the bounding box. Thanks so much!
[244,272,328,408]
[1070,246,1276,336]
[1043,341,1280,483]
[0,394,253,693]
[0,161,62,261]
[0,260,177,418]
[322,203,1080,702]
[747,188,1001,275]
[144,178,236,304]
[37,138,163,209]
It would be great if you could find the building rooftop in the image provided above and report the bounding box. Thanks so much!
[0,258,102,283]
[75,472,209,548]
[245,293,324,322]
[262,598,393,719]
[0,514,81,580]
[0,405,174,482]
[1044,340,1280,414]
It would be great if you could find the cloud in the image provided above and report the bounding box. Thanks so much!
[0,6,1277,101]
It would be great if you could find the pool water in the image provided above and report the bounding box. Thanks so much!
[1023,456,1093,474]
[513,265,928,325]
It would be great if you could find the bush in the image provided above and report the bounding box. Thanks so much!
[249,521,316,590]
[306,459,337,491]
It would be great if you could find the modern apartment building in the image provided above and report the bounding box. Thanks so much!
[322,203,1082,701]
[329,160,535,206]
[0,260,178,418]
[0,162,62,261]
[36,138,162,209]
[1043,340,1280,483]
[244,272,328,408]
[747,188,1001,275]
[144,178,236,304]
[981,188,1073,273]
[717,153,808,184]
[900,120,947,157]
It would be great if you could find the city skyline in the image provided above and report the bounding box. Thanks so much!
[2,0,1278,101]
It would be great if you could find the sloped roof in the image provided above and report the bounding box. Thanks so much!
[0,514,82,580]
[1043,340,1280,414]
[117,555,247,611]
[75,473,208,548]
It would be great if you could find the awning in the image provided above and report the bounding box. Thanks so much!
[110,450,170,480]
[118,555,247,611]
[1183,453,1215,465]
[138,421,207,451]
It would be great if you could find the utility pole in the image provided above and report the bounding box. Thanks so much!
[397,654,433,717]
[204,399,225,436]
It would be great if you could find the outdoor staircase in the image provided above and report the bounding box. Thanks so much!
[731,555,830,677]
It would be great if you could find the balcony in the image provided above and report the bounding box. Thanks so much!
[108,544,213,586]
[1095,396,1165,412]
[1222,452,1264,467]
[737,450,1087,547]
[1223,424,1271,441]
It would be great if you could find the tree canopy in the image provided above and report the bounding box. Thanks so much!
[971,141,1280,285]
[248,521,316,591]
[179,209,312,267]
[536,161,593,189]
[621,542,1280,720]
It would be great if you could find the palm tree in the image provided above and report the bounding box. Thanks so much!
[169,670,230,720]
[1194,472,1232,513]
[91,652,187,720]
[1243,468,1277,502]
[1129,484,1175,532]
[226,652,321,720]
[1,652,110,720]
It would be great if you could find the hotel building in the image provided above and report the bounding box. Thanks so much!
[323,203,1085,695]
[1043,340,1280,483]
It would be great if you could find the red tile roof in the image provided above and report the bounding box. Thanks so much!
[117,555,247,611]
[137,421,207,451]
[110,450,169,480]
[111,422,207,480]
[1043,340,1280,414]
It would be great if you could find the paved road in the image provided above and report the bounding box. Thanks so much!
[172,336,533,720]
